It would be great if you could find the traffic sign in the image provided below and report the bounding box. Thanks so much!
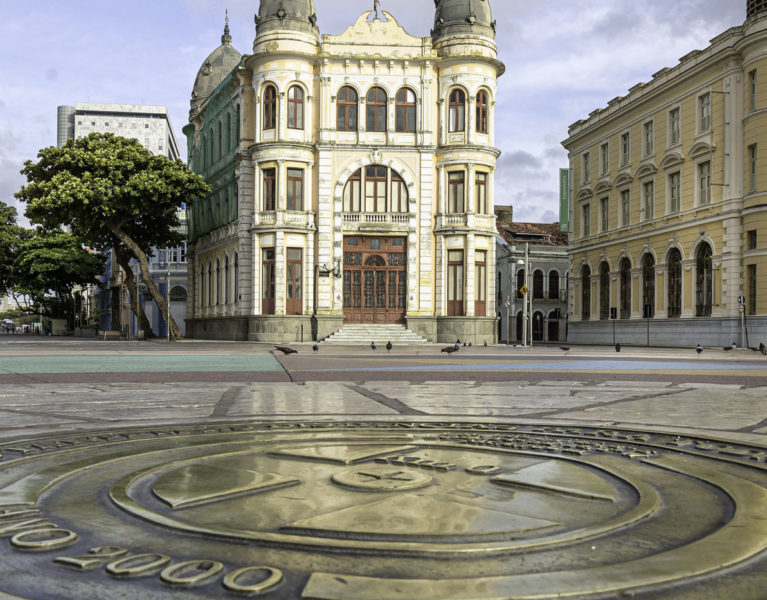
[504,299,510,308]
[520,286,528,295]
[739,304,745,313]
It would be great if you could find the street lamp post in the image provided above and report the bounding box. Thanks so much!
[522,243,529,347]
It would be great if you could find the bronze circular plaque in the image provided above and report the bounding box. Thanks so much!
[1,421,767,599]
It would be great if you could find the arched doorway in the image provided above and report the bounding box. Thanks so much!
[515,311,523,342]
[548,310,560,342]
[343,236,406,323]
[532,311,544,342]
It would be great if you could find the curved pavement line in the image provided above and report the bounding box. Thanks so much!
[300,454,767,599]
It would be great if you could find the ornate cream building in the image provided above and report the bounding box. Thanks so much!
[183,1,504,343]
[563,0,767,347]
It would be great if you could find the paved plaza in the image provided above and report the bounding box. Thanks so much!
[1,337,767,599]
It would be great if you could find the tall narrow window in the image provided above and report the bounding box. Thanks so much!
[233,253,239,303]
[395,88,416,132]
[621,132,630,165]
[447,250,464,316]
[619,258,631,319]
[699,93,711,132]
[749,144,758,193]
[364,165,387,212]
[344,169,362,212]
[549,271,560,300]
[642,254,655,318]
[621,189,630,226]
[235,104,240,144]
[695,243,713,317]
[643,181,654,220]
[223,256,229,305]
[475,250,486,317]
[582,152,590,183]
[287,85,304,130]
[669,108,681,145]
[475,172,488,214]
[599,262,610,320]
[747,264,757,315]
[263,85,277,130]
[448,172,465,213]
[263,168,276,211]
[262,248,276,315]
[391,171,408,213]
[698,161,711,205]
[366,87,387,132]
[644,121,654,156]
[448,89,465,132]
[600,143,609,175]
[667,248,682,318]
[207,261,213,307]
[337,86,358,131]
[286,248,302,315]
[287,168,304,211]
[600,196,609,232]
[669,172,681,213]
[476,90,488,134]
[581,265,591,321]
[533,270,544,299]
[582,203,590,237]
[226,113,231,150]
[750,70,758,112]
[199,264,205,308]
[215,259,221,305]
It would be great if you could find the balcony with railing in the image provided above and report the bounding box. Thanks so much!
[436,213,496,232]
[253,210,316,230]
[342,212,412,232]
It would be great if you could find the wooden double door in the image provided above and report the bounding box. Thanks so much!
[343,236,407,324]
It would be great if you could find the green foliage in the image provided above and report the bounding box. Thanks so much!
[13,229,104,309]
[0,201,25,297]
[16,132,209,254]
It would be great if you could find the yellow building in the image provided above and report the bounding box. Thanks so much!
[563,0,767,348]
[184,1,504,343]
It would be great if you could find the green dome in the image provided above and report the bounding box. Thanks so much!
[191,21,241,113]
[255,0,319,37]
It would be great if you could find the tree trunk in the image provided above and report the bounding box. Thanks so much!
[110,228,182,340]
[115,248,155,339]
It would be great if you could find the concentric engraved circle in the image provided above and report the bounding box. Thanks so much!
[1,421,767,599]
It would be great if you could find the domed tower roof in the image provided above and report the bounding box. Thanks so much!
[255,0,319,38]
[432,0,495,42]
[191,16,242,115]
[747,0,767,19]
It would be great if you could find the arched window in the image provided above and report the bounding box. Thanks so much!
[449,89,466,132]
[263,85,277,130]
[337,86,358,131]
[226,113,231,150]
[642,254,655,318]
[170,286,187,302]
[224,256,230,305]
[342,166,408,213]
[548,310,560,342]
[199,135,205,170]
[217,121,222,161]
[395,88,416,132]
[476,90,489,134]
[208,136,214,167]
[207,261,213,307]
[287,85,304,130]
[599,262,610,320]
[696,243,713,316]
[199,264,205,308]
[533,270,544,299]
[215,258,221,305]
[549,270,560,300]
[619,257,631,319]
[581,265,591,321]
[667,248,682,318]
[366,87,387,132]
[532,311,544,342]
[233,253,239,304]
[235,104,240,144]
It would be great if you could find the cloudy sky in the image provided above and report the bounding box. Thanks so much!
[0,0,745,225]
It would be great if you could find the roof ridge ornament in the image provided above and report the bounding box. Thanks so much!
[374,0,381,19]
[222,9,232,45]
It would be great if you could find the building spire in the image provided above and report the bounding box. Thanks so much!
[222,9,232,45]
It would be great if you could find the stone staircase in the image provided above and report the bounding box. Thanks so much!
[321,324,429,345]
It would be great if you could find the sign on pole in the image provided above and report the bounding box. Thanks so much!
[559,168,569,232]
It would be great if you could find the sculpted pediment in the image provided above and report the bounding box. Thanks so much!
[322,11,434,59]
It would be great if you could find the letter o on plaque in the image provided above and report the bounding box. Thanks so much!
[106,553,171,578]
[223,566,284,595]
[10,528,78,551]
[160,560,224,586]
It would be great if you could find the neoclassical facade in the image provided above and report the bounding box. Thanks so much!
[184,1,504,342]
[563,1,767,347]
